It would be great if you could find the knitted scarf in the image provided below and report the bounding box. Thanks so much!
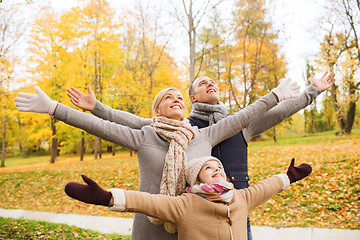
[188,181,234,203]
[149,116,196,233]
[190,102,228,125]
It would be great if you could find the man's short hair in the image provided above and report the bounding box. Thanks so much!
[188,81,196,99]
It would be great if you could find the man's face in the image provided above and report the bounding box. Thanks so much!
[190,77,220,105]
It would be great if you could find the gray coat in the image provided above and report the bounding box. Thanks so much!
[90,85,320,142]
[54,92,278,240]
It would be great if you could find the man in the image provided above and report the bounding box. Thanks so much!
[66,71,335,240]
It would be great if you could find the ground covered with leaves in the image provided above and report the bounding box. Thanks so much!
[0,132,359,230]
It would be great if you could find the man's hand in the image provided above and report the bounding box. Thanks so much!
[310,71,335,92]
[15,86,58,116]
[271,78,301,102]
[67,85,97,111]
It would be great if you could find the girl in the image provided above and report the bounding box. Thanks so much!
[65,156,312,240]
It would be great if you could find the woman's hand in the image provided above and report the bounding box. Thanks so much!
[310,71,335,92]
[67,85,97,111]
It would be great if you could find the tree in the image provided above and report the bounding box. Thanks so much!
[232,0,287,107]
[27,9,66,163]
[0,1,30,167]
[196,7,241,111]
[317,0,360,134]
[79,0,120,159]
[303,62,317,134]
[135,2,173,118]
[170,0,223,83]
[27,0,123,161]
[55,0,123,159]
[120,2,183,118]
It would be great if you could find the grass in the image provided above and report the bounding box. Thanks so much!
[0,130,359,232]
[3,151,132,167]
[249,129,360,147]
[0,217,130,239]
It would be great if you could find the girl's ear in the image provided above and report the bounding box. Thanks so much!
[195,176,201,185]
[154,108,160,117]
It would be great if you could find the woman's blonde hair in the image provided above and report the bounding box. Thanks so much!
[152,87,179,113]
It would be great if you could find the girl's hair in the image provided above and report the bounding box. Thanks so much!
[152,88,179,112]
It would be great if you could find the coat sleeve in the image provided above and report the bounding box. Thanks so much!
[108,189,191,224]
[242,85,321,142]
[53,103,144,151]
[91,101,153,129]
[202,92,278,146]
[239,174,289,212]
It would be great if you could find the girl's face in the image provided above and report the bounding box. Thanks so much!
[154,89,185,121]
[197,160,226,185]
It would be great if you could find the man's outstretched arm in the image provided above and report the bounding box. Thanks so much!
[67,86,152,129]
[242,71,335,142]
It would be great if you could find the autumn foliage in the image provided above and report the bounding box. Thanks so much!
[0,133,359,229]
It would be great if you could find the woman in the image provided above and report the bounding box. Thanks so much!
[14,80,299,240]
[64,156,312,240]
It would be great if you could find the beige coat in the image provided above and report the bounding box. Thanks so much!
[109,174,289,240]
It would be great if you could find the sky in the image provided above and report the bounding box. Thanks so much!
[270,0,327,86]
[42,0,328,88]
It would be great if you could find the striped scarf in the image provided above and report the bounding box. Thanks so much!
[188,181,234,203]
[149,116,196,233]
[190,102,228,125]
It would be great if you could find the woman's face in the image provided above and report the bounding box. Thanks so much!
[154,89,185,121]
[197,160,226,185]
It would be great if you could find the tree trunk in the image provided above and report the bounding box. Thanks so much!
[188,2,196,82]
[50,118,57,164]
[330,84,346,132]
[94,137,98,159]
[345,86,357,134]
[93,51,98,159]
[112,143,116,156]
[99,138,102,159]
[149,74,153,118]
[273,126,277,143]
[1,106,6,168]
[345,100,356,134]
[80,131,85,161]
